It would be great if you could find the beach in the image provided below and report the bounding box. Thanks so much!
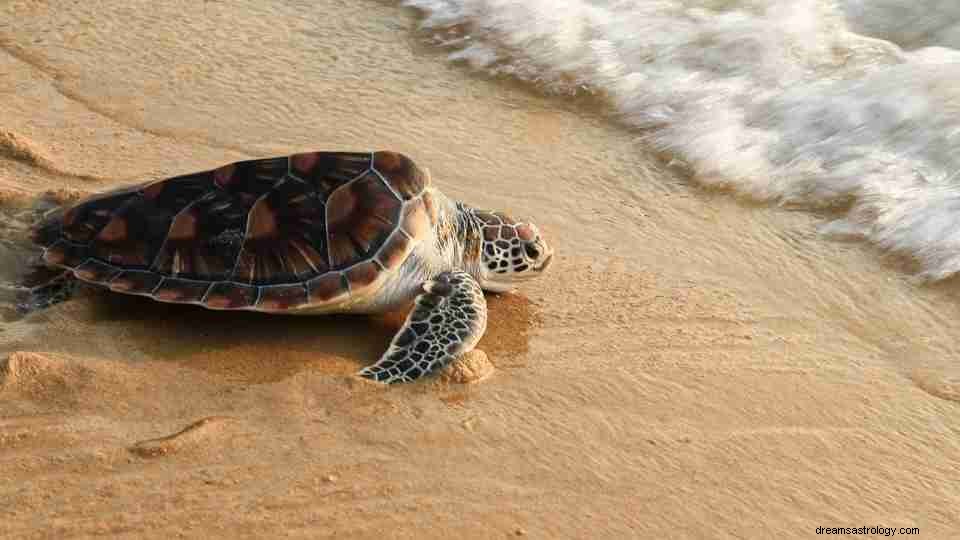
[1,0,959,537]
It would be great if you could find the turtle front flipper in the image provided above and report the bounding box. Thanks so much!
[359,271,488,384]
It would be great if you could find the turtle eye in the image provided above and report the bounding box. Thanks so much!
[523,243,540,260]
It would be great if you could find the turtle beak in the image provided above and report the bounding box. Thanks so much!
[480,281,515,294]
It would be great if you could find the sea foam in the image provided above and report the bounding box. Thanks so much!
[403,0,960,280]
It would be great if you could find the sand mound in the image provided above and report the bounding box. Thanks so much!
[0,350,180,415]
[0,129,104,182]
[441,349,495,384]
[0,351,95,406]
[0,130,52,168]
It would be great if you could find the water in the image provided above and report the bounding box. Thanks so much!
[404,0,960,280]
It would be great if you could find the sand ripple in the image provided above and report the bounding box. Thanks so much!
[130,416,236,458]
[910,368,960,403]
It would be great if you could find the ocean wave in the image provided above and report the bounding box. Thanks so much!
[403,0,960,280]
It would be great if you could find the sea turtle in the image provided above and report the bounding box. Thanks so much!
[28,151,553,383]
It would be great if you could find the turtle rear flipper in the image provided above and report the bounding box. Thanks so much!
[359,271,488,384]
[16,265,77,314]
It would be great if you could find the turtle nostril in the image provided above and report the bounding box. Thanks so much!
[523,243,540,260]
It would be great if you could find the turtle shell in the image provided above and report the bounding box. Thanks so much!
[33,151,439,312]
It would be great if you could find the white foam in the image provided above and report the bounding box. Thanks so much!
[404,0,960,280]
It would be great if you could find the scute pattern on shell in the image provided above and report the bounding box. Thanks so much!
[33,151,433,311]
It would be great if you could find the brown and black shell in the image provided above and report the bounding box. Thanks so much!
[33,151,440,312]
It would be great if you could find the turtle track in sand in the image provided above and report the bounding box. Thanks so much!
[0,129,104,182]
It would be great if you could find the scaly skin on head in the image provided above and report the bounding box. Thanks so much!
[430,189,554,293]
[428,192,484,279]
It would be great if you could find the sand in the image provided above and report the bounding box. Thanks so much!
[1,1,959,538]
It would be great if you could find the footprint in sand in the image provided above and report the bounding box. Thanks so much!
[129,416,235,458]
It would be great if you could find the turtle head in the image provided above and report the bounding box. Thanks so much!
[474,212,553,293]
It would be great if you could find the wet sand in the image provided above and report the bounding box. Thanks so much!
[1,1,959,538]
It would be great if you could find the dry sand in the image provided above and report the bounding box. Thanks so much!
[1,1,959,538]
